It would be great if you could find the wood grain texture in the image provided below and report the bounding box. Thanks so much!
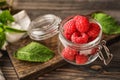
[6,33,120,80]
[13,0,120,10]
[38,40,120,80]
[0,51,19,80]
[7,35,66,80]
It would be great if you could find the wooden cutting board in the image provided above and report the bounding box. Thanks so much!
[6,33,120,80]
[6,35,67,80]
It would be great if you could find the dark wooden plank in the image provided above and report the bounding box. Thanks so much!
[12,0,120,10]
[6,24,120,80]
[38,41,120,80]
[7,35,66,80]
[0,51,19,80]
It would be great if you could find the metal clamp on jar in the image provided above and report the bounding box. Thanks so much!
[98,40,113,65]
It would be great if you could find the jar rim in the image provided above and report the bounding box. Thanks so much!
[32,14,61,29]
[28,14,61,40]
[59,15,102,49]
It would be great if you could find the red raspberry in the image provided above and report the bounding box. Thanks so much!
[91,47,98,55]
[87,23,100,39]
[75,54,88,64]
[64,31,71,41]
[88,37,96,42]
[74,15,89,33]
[62,47,77,61]
[71,32,88,44]
[63,19,76,35]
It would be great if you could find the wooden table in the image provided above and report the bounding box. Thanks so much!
[0,0,120,80]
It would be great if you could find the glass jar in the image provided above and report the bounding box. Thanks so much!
[27,14,61,54]
[28,14,61,40]
[58,15,113,65]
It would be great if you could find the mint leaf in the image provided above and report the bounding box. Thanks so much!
[0,23,4,29]
[4,26,27,33]
[0,29,6,49]
[92,13,120,34]
[0,10,14,24]
[14,42,54,62]
[0,24,5,49]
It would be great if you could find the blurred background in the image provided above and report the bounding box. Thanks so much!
[6,0,120,20]
[0,0,120,80]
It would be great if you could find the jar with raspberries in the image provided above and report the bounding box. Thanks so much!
[58,15,113,65]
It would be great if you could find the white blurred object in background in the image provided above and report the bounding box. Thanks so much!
[6,10,31,43]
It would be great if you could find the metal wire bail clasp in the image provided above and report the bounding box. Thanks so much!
[98,40,113,65]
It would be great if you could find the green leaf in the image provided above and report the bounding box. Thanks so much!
[0,30,6,49]
[92,12,120,34]
[0,23,4,30]
[14,42,54,62]
[4,26,27,33]
[0,27,3,32]
[0,10,14,24]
